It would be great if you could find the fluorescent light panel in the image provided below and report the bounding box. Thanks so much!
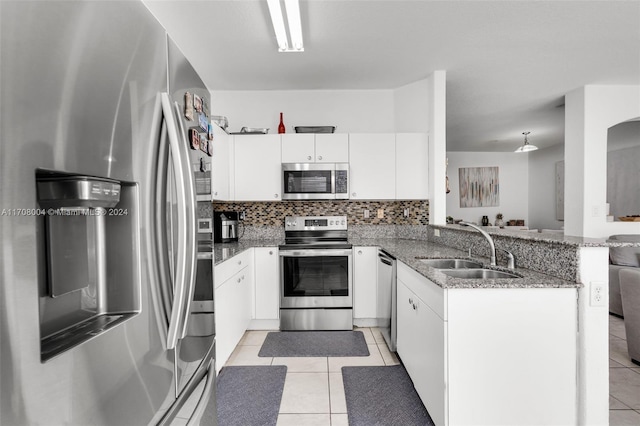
[267,0,304,52]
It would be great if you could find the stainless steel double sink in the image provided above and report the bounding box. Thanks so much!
[417,258,521,279]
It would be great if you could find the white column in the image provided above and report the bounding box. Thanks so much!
[429,70,447,225]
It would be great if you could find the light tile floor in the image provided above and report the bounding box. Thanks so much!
[609,314,640,425]
[179,318,640,425]
[223,327,399,426]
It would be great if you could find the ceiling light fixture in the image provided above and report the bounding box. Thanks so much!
[514,131,538,153]
[267,0,304,52]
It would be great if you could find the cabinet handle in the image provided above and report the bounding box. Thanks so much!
[307,155,312,160]
[412,303,417,310]
[237,277,241,283]
[274,193,279,199]
[358,250,362,255]
[408,298,413,305]
[238,260,242,265]
[352,192,357,197]
[318,155,323,160]
[269,251,273,255]
[214,191,218,196]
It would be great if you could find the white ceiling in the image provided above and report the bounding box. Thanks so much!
[144,0,640,152]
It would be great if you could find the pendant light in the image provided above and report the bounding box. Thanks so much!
[514,131,538,153]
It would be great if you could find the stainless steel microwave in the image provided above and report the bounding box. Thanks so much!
[282,163,349,200]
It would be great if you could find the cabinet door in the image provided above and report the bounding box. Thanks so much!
[211,127,231,200]
[234,135,281,201]
[353,247,378,319]
[348,133,396,200]
[397,278,446,426]
[315,134,349,163]
[281,134,315,163]
[396,133,429,200]
[214,276,237,372]
[254,247,279,320]
[238,265,253,332]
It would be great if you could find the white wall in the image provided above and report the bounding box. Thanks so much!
[565,85,640,237]
[446,152,529,225]
[528,144,565,230]
[212,89,395,134]
[394,78,430,133]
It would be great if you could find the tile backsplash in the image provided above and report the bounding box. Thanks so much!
[203,200,429,227]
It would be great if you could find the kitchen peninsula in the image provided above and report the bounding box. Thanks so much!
[212,225,590,425]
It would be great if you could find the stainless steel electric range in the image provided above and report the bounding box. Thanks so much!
[278,215,353,330]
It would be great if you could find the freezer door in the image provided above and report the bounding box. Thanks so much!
[0,1,176,425]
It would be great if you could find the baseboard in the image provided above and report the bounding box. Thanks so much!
[353,318,378,327]
[247,319,280,330]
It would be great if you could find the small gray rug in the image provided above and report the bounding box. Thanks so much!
[205,365,287,426]
[258,331,370,357]
[342,365,434,426]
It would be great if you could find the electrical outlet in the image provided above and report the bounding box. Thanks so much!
[377,209,384,218]
[239,211,245,221]
[434,229,440,237]
[590,281,606,307]
[403,208,410,217]
[363,209,370,219]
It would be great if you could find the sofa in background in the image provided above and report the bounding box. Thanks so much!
[620,268,640,365]
[608,234,640,317]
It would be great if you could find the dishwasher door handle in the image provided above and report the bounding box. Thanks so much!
[379,257,393,266]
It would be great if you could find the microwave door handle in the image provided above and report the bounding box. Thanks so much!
[331,168,336,196]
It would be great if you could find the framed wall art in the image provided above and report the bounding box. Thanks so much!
[459,166,500,207]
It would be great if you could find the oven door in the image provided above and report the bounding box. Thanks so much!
[279,248,353,308]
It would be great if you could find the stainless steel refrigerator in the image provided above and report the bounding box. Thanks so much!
[0,1,216,424]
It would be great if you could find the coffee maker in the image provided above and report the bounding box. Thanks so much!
[214,211,239,243]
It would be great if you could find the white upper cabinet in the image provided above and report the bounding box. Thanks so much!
[210,127,231,201]
[281,134,349,163]
[396,133,429,200]
[233,135,282,201]
[348,133,396,200]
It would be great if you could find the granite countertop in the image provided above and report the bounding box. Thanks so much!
[431,224,640,248]
[212,237,580,290]
[351,237,580,289]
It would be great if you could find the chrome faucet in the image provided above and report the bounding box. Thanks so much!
[459,222,516,269]
[460,222,496,266]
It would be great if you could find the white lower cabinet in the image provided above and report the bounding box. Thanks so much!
[396,261,577,426]
[214,250,254,373]
[253,247,279,323]
[353,247,378,323]
[397,264,446,426]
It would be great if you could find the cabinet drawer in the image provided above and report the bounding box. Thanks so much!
[214,249,252,288]
[398,261,446,320]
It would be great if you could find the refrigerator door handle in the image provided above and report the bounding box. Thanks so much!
[160,93,196,350]
[170,99,198,340]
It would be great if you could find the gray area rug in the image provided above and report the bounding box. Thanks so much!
[258,331,370,357]
[342,365,434,426]
[202,365,287,426]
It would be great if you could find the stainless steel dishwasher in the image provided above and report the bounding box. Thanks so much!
[377,249,397,351]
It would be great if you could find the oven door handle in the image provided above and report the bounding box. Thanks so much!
[279,249,353,257]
